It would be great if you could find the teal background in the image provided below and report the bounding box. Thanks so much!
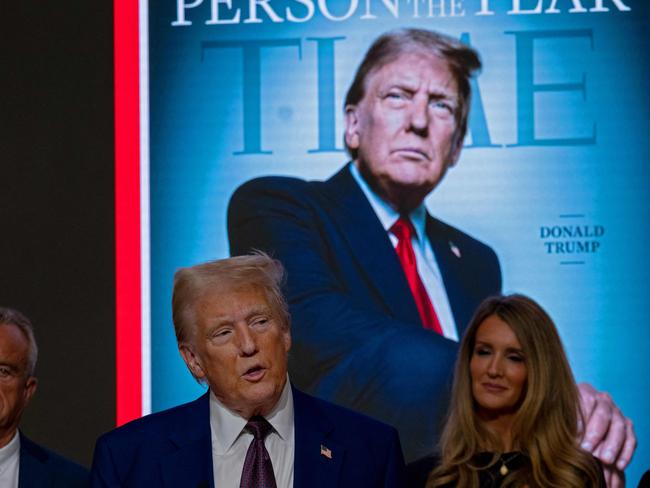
[148,1,649,481]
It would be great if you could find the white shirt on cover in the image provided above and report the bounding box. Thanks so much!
[210,378,295,487]
[351,163,459,341]
[0,431,20,488]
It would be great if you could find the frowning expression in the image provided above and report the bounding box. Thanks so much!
[345,52,462,210]
[470,315,528,418]
[180,285,291,418]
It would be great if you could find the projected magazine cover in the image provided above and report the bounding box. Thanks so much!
[143,0,649,481]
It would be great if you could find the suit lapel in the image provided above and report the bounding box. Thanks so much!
[18,434,50,488]
[425,216,471,336]
[322,165,421,324]
[292,388,344,488]
[160,393,214,488]
[159,437,213,488]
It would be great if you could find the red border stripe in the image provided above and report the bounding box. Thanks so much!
[114,0,142,426]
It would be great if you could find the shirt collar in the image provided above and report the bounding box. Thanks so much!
[0,431,20,466]
[350,163,428,246]
[264,377,294,443]
[209,376,294,454]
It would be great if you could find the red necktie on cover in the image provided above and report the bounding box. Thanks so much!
[390,216,443,334]
[240,416,277,488]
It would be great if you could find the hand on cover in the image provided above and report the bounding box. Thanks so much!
[578,382,636,487]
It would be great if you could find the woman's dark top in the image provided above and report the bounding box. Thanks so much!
[406,452,606,487]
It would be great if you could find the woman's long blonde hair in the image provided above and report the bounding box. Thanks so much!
[428,294,601,487]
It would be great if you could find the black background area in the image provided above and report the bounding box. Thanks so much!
[2,2,115,466]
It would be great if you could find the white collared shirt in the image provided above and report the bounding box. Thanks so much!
[210,378,295,487]
[0,431,20,488]
[351,163,459,341]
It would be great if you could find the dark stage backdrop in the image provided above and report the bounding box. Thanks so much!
[2,2,115,466]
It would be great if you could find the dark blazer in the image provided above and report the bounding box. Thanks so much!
[405,453,607,488]
[19,432,89,488]
[228,164,502,461]
[90,387,405,487]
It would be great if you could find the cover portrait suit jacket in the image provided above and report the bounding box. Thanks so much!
[228,163,502,462]
[90,387,405,487]
[18,432,89,488]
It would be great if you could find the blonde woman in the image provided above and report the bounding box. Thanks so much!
[411,294,604,487]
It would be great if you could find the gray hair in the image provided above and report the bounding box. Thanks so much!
[0,307,38,376]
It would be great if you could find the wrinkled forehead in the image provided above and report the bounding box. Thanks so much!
[194,282,285,326]
[364,47,456,89]
[196,282,264,310]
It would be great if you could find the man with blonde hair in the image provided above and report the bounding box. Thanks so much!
[91,253,405,487]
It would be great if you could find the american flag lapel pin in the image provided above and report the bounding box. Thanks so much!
[320,444,332,459]
[449,241,461,258]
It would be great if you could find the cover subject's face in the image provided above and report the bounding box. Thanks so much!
[182,285,291,418]
[345,52,462,209]
[470,315,528,419]
[0,324,37,446]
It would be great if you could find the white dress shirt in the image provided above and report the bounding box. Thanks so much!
[210,378,295,487]
[350,163,459,341]
[0,431,20,488]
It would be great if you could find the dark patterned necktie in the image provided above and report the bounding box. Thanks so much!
[240,416,277,488]
[390,216,443,334]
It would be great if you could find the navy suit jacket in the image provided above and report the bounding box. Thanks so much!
[19,432,89,488]
[90,387,405,487]
[228,164,502,461]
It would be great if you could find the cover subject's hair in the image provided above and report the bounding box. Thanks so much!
[344,28,481,158]
[428,294,602,487]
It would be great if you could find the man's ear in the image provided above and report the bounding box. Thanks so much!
[448,130,465,168]
[179,344,206,381]
[23,376,37,406]
[344,105,360,150]
[282,328,291,354]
